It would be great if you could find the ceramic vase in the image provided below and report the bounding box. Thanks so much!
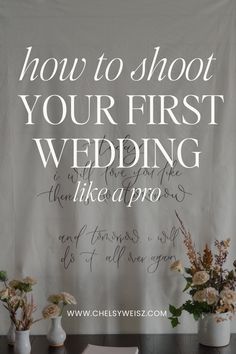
[47,316,66,347]
[7,321,15,345]
[14,330,31,354]
[198,313,231,347]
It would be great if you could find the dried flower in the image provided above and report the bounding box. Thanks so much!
[193,288,218,305]
[42,304,61,319]
[216,303,234,314]
[220,289,236,305]
[22,277,37,286]
[214,239,230,268]
[192,271,209,285]
[47,294,64,304]
[0,288,10,301]
[205,287,219,305]
[214,265,221,273]
[8,277,37,293]
[61,292,77,305]
[201,244,213,270]
[193,290,206,303]
[9,279,21,289]
[170,260,184,273]
[46,291,77,317]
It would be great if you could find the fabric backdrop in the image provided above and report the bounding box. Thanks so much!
[0,0,235,334]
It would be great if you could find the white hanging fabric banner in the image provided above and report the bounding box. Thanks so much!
[0,0,235,334]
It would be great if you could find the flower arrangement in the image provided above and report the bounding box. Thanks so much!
[0,272,40,331]
[169,213,236,327]
[42,292,77,319]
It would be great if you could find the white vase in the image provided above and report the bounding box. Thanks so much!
[198,313,231,347]
[7,321,16,345]
[14,330,31,354]
[47,316,66,347]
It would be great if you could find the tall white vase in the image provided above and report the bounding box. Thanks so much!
[14,330,31,354]
[47,316,66,347]
[7,321,16,345]
[198,313,231,347]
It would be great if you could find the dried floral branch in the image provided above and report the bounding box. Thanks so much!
[201,244,213,270]
[214,239,230,268]
[175,211,200,271]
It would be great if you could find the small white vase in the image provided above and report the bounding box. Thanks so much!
[47,316,66,347]
[14,330,31,354]
[198,313,231,347]
[7,321,16,345]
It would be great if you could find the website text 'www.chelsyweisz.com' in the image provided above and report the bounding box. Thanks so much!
[67,309,167,318]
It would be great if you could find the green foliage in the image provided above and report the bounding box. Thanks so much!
[189,289,195,296]
[227,270,235,280]
[168,300,213,327]
[182,300,202,320]
[169,304,182,317]
[0,271,8,282]
[15,283,32,293]
[184,268,193,275]
[169,304,183,327]
[169,317,180,328]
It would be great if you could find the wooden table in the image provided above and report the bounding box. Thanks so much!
[0,334,235,354]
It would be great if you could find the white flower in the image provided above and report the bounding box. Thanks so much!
[170,260,184,274]
[61,292,77,305]
[42,304,61,319]
[220,289,236,305]
[205,287,219,305]
[192,271,209,285]
[193,290,206,302]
